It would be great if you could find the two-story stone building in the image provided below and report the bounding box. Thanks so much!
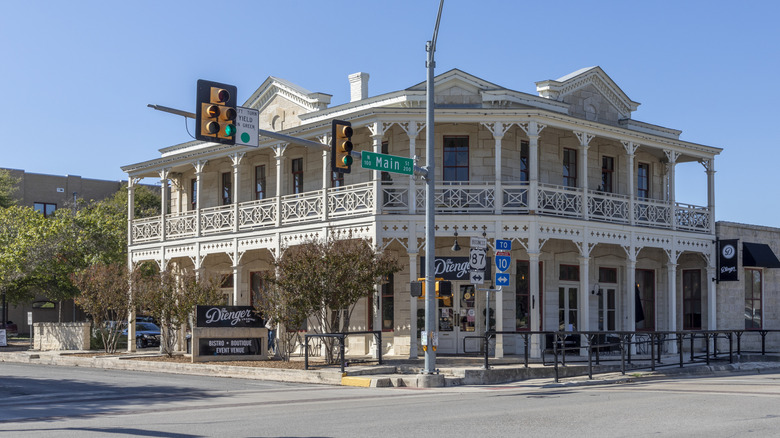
[122,67,721,357]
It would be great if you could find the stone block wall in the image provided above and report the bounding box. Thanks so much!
[33,322,91,351]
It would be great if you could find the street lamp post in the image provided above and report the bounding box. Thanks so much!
[423,0,444,375]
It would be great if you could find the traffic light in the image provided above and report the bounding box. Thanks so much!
[196,80,237,145]
[414,278,451,299]
[436,280,452,298]
[331,119,353,173]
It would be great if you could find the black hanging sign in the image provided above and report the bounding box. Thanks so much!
[717,239,739,282]
[199,338,263,356]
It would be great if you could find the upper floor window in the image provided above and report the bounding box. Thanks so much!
[520,140,529,182]
[637,163,650,198]
[443,136,469,182]
[563,148,577,187]
[190,179,197,211]
[745,268,762,329]
[33,202,56,218]
[601,156,614,192]
[255,165,266,200]
[292,158,303,194]
[221,172,232,205]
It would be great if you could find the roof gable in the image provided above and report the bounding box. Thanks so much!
[243,76,332,114]
[535,66,640,120]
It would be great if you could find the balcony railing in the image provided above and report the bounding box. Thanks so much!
[130,181,712,243]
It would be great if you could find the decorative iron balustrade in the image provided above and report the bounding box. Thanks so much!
[588,191,630,224]
[502,184,530,213]
[132,216,162,242]
[281,190,323,224]
[675,202,710,231]
[416,182,495,213]
[130,181,713,244]
[165,211,196,238]
[200,205,234,234]
[635,198,672,228]
[329,182,373,218]
[537,184,582,218]
[238,198,277,230]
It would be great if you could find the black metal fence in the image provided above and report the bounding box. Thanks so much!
[303,331,383,373]
[481,329,780,382]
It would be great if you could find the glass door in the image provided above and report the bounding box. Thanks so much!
[558,286,578,331]
[457,284,477,354]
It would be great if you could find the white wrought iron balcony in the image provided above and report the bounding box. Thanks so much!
[130,181,712,244]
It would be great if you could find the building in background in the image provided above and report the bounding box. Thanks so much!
[1,169,126,334]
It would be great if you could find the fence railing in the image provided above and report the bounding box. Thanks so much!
[481,329,780,382]
[303,331,383,373]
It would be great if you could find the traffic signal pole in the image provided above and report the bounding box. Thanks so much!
[423,0,444,376]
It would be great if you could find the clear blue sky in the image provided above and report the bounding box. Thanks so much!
[2,1,778,227]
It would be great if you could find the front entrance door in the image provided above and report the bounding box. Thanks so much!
[436,283,484,354]
[558,285,578,331]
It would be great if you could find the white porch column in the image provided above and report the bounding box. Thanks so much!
[520,121,545,213]
[127,178,136,245]
[368,122,385,215]
[622,141,638,225]
[159,169,170,241]
[321,144,330,222]
[707,263,717,330]
[482,123,512,215]
[574,132,594,220]
[624,246,638,332]
[704,158,716,234]
[664,150,680,230]
[666,261,678,354]
[193,160,207,237]
[529,249,542,358]
[402,122,424,214]
[578,255,591,333]
[230,153,244,233]
[273,144,287,227]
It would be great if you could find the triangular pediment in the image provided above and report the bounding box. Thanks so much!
[535,66,640,121]
[243,77,332,131]
[406,69,504,106]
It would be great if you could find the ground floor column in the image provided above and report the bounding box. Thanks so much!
[409,251,419,359]
[667,262,678,354]
[529,251,541,358]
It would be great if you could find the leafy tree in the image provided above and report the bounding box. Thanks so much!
[254,279,311,362]
[0,169,19,208]
[71,262,132,353]
[262,235,400,363]
[135,263,223,356]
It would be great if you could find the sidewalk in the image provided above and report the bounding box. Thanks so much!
[2,341,780,389]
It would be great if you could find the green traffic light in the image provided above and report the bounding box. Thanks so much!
[224,124,236,137]
[343,155,353,166]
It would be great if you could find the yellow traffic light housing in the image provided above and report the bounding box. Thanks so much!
[331,119,353,173]
[414,278,452,299]
[196,80,237,145]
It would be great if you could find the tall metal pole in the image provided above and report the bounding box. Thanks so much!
[424,0,444,375]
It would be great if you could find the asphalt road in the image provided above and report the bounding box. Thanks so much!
[2,363,780,437]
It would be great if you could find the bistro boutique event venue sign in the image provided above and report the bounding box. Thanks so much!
[192,305,268,362]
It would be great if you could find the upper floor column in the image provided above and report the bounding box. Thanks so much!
[127,178,137,246]
[703,157,716,234]
[158,168,170,241]
[230,152,245,232]
[273,143,288,227]
[622,141,639,225]
[518,121,546,213]
[574,131,594,220]
[319,134,330,222]
[400,121,425,214]
[482,122,512,214]
[192,160,207,237]
[664,150,680,230]
[367,122,386,215]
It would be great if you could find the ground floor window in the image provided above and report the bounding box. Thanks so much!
[598,267,617,331]
[683,269,702,330]
[635,269,655,330]
[745,268,762,329]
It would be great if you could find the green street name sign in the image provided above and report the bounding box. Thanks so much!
[361,151,414,175]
